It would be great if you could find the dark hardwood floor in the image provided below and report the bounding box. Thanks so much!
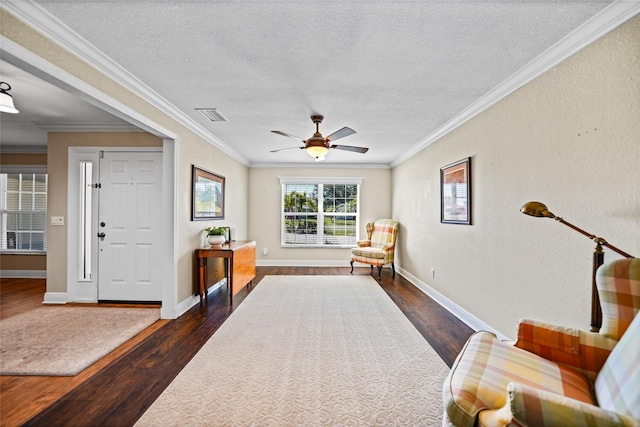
[1,267,473,427]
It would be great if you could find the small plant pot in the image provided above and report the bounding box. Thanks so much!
[207,235,226,246]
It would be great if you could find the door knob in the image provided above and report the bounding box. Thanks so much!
[97,232,106,240]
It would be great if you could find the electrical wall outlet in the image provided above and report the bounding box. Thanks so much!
[51,216,65,226]
[263,248,268,256]
[431,268,435,278]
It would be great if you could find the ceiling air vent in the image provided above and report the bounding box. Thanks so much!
[196,108,228,122]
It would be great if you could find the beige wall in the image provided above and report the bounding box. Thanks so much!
[178,136,249,302]
[2,9,249,308]
[248,167,391,264]
[0,153,47,273]
[392,16,640,337]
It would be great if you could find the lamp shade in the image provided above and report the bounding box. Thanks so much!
[306,145,329,160]
[0,82,19,114]
[520,201,555,218]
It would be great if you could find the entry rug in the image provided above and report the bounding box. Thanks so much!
[137,275,449,426]
[1,306,160,376]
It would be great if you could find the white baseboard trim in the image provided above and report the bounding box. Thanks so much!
[257,260,353,267]
[43,292,68,304]
[0,270,46,279]
[175,280,225,318]
[256,260,398,268]
[175,294,201,318]
[397,266,508,340]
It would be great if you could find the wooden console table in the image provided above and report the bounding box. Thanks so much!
[195,240,256,305]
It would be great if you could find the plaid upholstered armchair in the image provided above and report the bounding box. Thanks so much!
[443,258,640,426]
[350,219,398,280]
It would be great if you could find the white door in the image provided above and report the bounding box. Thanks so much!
[97,151,163,302]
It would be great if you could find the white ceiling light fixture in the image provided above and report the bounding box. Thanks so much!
[0,82,19,114]
[306,145,329,161]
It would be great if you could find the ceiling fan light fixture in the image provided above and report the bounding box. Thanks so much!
[306,145,328,160]
[0,82,19,114]
[272,115,365,160]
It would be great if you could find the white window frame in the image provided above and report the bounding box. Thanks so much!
[0,165,48,254]
[279,176,362,248]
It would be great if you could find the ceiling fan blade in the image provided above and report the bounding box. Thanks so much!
[326,127,356,142]
[270,146,305,153]
[331,144,369,154]
[271,130,305,141]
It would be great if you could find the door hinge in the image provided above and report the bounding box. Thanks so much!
[93,183,102,188]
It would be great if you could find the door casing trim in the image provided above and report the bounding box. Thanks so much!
[66,146,178,318]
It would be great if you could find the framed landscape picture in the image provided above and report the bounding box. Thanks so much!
[440,157,471,225]
[192,165,225,220]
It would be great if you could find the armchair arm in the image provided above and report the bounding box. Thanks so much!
[478,383,632,427]
[381,243,395,252]
[514,319,617,382]
[356,240,371,247]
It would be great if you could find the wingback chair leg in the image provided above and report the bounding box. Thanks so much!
[392,263,395,278]
[350,260,354,274]
[377,266,382,280]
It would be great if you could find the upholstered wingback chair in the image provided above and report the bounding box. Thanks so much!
[443,258,640,427]
[350,219,398,280]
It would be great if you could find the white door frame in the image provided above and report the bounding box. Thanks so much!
[67,147,101,303]
[67,146,177,317]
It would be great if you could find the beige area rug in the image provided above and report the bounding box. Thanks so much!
[137,275,449,426]
[0,306,160,376]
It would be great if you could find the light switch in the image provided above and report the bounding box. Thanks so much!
[51,216,65,226]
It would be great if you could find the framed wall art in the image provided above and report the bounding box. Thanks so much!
[440,157,471,225]
[192,165,225,220]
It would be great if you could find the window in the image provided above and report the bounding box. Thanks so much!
[280,177,361,247]
[80,161,93,279]
[0,171,48,252]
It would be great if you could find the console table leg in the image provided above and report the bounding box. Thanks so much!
[198,258,207,305]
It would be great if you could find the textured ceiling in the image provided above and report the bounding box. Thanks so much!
[0,60,135,151]
[1,1,617,165]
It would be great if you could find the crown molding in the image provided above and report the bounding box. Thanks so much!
[391,0,640,168]
[1,1,249,166]
[249,161,391,169]
[33,122,143,132]
[279,176,363,185]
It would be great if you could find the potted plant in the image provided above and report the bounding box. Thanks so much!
[204,226,227,246]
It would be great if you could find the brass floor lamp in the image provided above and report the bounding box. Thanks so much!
[521,201,635,332]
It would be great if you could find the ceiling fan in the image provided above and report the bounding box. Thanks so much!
[270,115,369,161]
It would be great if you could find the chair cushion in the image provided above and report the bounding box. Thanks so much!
[351,246,386,260]
[443,331,594,427]
[597,258,640,341]
[595,312,640,419]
